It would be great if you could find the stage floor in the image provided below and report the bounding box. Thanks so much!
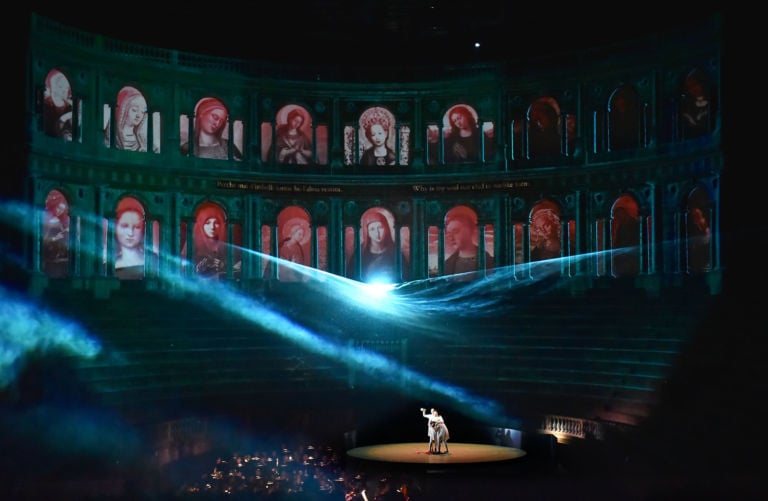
[346,442,526,465]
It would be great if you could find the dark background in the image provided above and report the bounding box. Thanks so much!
[23,2,717,64]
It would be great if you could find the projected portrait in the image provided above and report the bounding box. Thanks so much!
[428,104,495,165]
[445,105,480,164]
[275,105,313,165]
[347,207,405,284]
[681,70,712,138]
[114,197,146,280]
[359,107,396,166]
[529,205,561,261]
[42,189,70,277]
[113,86,148,152]
[277,208,311,282]
[182,203,239,280]
[687,207,711,272]
[611,197,640,277]
[443,206,493,280]
[528,97,561,159]
[686,188,711,273]
[42,69,73,141]
[181,97,243,160]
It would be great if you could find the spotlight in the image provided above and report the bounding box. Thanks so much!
[361,281,396,299]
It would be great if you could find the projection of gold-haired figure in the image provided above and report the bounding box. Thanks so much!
[359,107,396,166]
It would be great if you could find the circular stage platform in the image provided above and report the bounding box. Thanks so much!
[346,442,526,465]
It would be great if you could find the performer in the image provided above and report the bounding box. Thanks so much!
[421,407,437,447]
[420,407,449,453]
[432,409,449,454]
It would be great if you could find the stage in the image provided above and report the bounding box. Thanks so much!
[346,442,526,465]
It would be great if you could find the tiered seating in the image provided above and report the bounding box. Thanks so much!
[404,287,714,425]
[40,286,350,416]
[34,280,715,428]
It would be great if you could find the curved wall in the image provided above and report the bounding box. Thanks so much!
[24,13,723,294]
[12,14,725,433]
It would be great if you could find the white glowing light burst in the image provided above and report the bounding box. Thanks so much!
[360,281,397,299]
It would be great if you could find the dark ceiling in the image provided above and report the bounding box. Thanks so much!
[26,2,719,66]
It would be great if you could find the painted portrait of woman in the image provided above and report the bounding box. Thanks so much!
[113,86,148,152]
[277,210,311,282]
[347,208,405,284]
[114,197,146,280]
[181,97,243,160]
[181,203,236,280]
[274,105,313,165]
[359,107,396,166]
[42,68,73,141]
